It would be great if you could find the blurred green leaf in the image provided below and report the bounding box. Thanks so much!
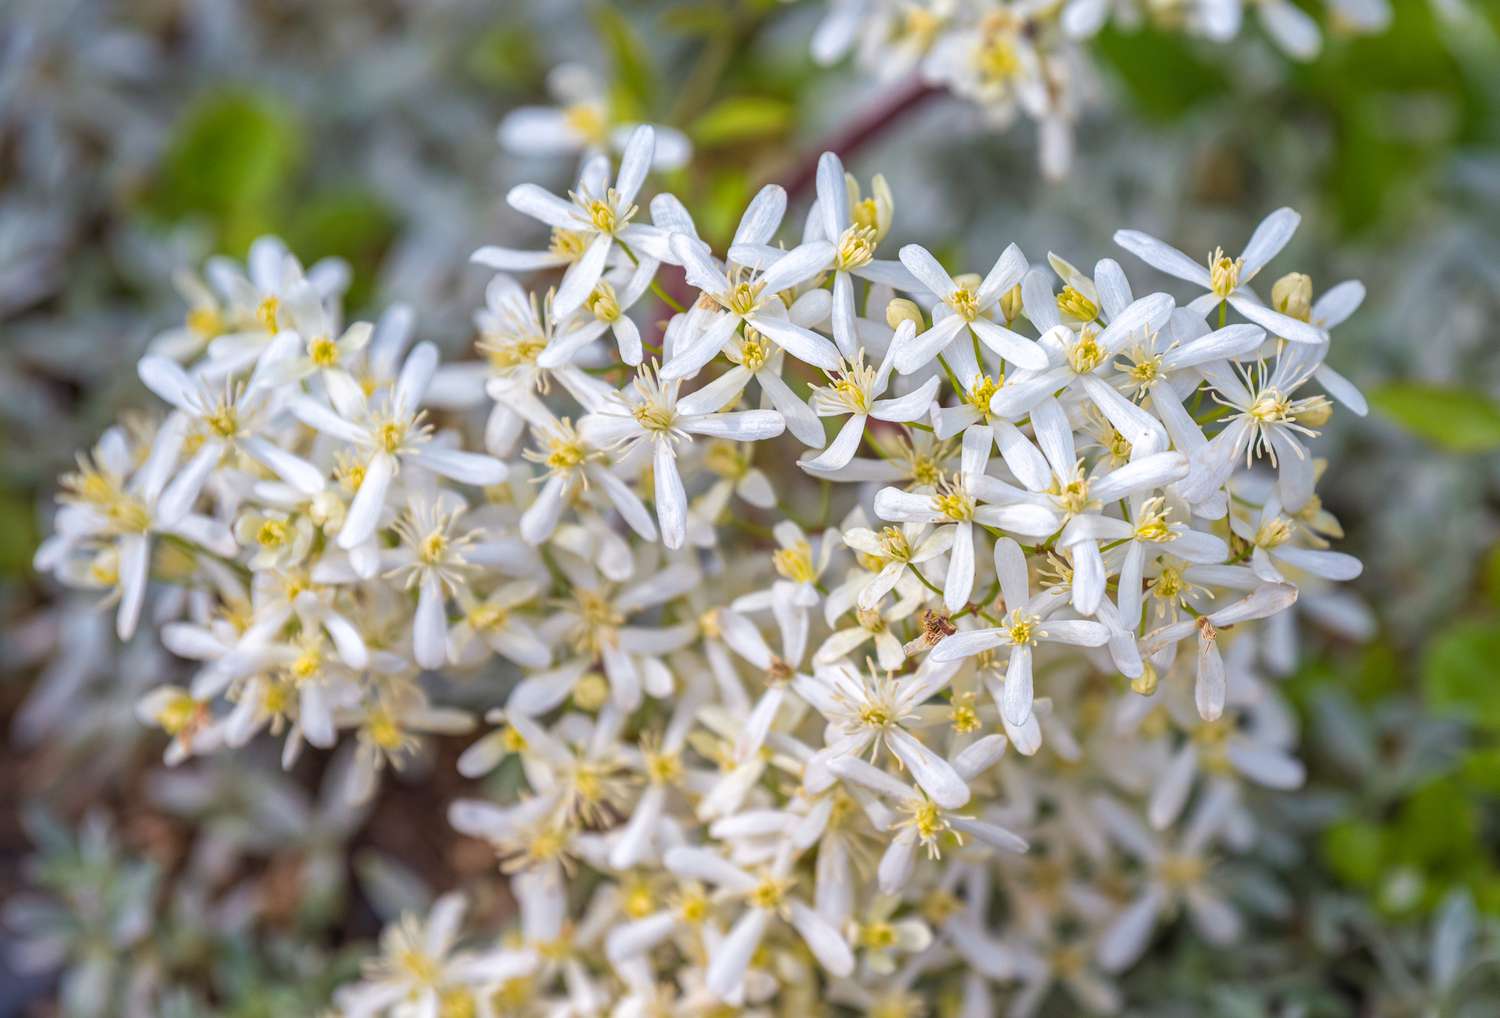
[695,169,753,245]
[1391,778,1479,868]
[1320,818,1385,888]
[592,4,656,120]
[0,486,37,577]
[149,91,303,252]
[1369,383,1500,453]
[286,189,398,313]
[464,22,543,89]
[689,96,792,147]
[1422,618,1500,728]
[1459,745,1500,795]
[1091,27,1230,122]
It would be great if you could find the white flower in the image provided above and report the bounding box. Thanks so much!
[842,520,955,610]
[578,363,785,549]
[874,425,1060,612]
[1143,583,1299,720]
[932,537,1111,725]
[663,229,841,379]
[806,151,919,356]
[664,845,854,1000]
[988,285,1177,453]
[802,333,941,471]
[138,346,326,506]
[892,242,1045,375]
[497,63,691,170]
[487,125,666,317]
[1114,207,1326,344]
[38,417,236,639]
[335,893,534,1018]
[290,342,507,550]
[1093,789,1242,973]
[800,656,971,809]
[383,497,483,670]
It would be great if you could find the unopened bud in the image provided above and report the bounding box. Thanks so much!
[1271,272,1313,322]
[1299,397,1334,429]
[1130,661,1158,696]
[572,672,609,712]
[1000,283,1023,323]
[886,298,924,332]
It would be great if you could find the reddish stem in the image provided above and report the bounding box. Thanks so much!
[777,77,942,200]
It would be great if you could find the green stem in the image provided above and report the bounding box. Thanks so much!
[908,563,946,599]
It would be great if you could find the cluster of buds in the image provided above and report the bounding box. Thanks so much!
[37,126,1367,1016]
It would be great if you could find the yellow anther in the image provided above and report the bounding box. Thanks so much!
[1208,247,1243,298]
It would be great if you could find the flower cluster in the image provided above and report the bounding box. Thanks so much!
[812,0,1395,177]
[36,128,1367,1015]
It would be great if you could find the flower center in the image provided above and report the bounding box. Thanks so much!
[562,102,606,144]
[631,402,677,434]
[1007,610,1041,647]
[932,476,975,522]
[967,374,1001,418]
[310,335,340,367]
[950,692,981,733]
[749,874,793,910]
[773,540,817,584]
[1254,516,1293,549]
[257,518,291,548]
[586,281,620,322]
[1056,286,1098,321]
[256,296,280,333]
[1208,247,1243,298]
[946,286,981,322]
[377,420,407,454]
[1050,473,1092,516]
[726,280,764,317]
[1067,329,1104,374]
[835,224,877,271]
[187,306,222,337]
[1133,498,1175,542]
[549,228,590,261]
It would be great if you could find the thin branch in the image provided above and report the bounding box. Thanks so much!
[776,77,942,201]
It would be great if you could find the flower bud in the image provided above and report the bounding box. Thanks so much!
[1130,661,1158,696]
[886,297,924,332]
[1271,272,1313,322]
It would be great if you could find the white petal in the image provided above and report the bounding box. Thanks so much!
[338,453,394,549]
[789,900,854,977]
[887,727,970,809]
[654,442,687,550]
[1113,230,1211,288]
[898,244,957,299]
[707,909,770,1001]
[1002,645,1034,726]
[414,575,449,670]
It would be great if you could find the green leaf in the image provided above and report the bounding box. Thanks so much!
[689,96,792,147]
[1422,618,1500,729]
[464,22,543,89]
[1391,778,1479,868]
[1090,27,1230,122]
[1369,383,1500,453]
[591,5,656,120]
[1320,818,1385,888]
[150,91,303,251]
[0,485,38,577]
[286,189,398,313]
